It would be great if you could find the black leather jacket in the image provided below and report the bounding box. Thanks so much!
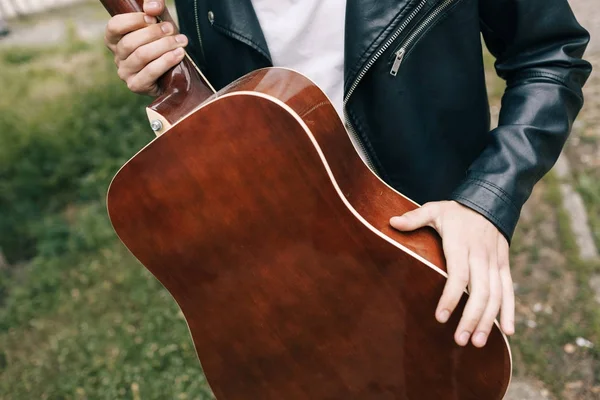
[175,0,592,241]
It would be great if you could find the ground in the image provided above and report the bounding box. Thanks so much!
[501,1,600,398]
[0,1,598,399]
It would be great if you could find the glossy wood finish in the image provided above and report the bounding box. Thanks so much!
[108,68,511,398]
[222,69,447,269]
[99,0,215,125]
[148,55,215,125]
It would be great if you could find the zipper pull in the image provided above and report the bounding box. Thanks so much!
[390,48,406,76]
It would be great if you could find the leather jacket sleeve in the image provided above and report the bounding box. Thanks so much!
[449,0,593,242]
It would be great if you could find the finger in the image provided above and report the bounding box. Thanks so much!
[121,33,188,75]
[105,12,155,47]
[498,236,515,335]
[472,262,501,348]
[455,251,490,346]
[116,21,175,61]
[435,237,469,324]
[389,203,439,232]
[125,47,186,95]
[144,0,165,16]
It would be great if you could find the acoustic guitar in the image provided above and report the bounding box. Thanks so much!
[100,0,512,398]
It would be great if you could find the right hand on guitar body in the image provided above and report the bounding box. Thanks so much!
[103,0,187,97]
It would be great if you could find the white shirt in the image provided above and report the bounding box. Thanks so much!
[250,0,347,118]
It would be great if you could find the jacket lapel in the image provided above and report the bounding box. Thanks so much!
[207,0,272,62]
[207,0,418,96]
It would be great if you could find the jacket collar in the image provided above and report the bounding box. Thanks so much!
[209,0,419,94]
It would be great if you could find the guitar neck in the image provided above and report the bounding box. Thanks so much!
[99,0,216,133]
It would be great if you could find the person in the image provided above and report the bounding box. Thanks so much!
[103,0,592,349]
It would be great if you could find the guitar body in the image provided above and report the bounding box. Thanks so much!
[107,68,512,399]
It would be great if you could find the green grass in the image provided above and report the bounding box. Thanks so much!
[0,35,213,399]
[508,173,600,397]
[576,170,600,252]
[1,242,212,400]
[481,45,600,397]
[0,36,149,262]
[1,34,597,399]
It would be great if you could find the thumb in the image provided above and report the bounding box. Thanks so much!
[390,204,437,232]
[143,0,165,16]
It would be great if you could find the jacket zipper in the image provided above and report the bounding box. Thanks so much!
[390,0,456,76]
[343,0,428,173]
[193,0,207,63]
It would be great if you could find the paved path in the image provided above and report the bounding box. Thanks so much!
[0,1,105,47]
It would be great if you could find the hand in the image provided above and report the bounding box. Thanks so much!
[103,0,188,96]
[389,200,515,348]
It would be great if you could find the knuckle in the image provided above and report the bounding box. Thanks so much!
[126,78,141,93]
[149,23,162,38]
[498,257,510,270]
[117,40,134,58]
[469,259,489,273]
[424,205,437,221]
[466,316,482,327]
[452,272,469,287]
[442,238,462,256]
[132,47,149,65]
[468,253,487,266]
[456,278,469,290]
[157,35,176,51]
[473,284,490,300]
[153,24,168,40]
[117,67,128,82]
[166,50,179,64]
[169,35,181,47]
[106,19,120,36]
[159,52,173,66]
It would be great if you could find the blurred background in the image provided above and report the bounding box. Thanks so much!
[0,1,598,399]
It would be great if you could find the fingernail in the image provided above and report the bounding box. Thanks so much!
[474,332,487,347]
[161,23,172,34]
[437,309,450,323]
[173,47,185,56]
[144,15,156,24]
[175,34,187,44]
[146,1,160,10]
[458,331,470,346]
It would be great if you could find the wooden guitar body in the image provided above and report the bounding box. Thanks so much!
[107,67,512,399]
